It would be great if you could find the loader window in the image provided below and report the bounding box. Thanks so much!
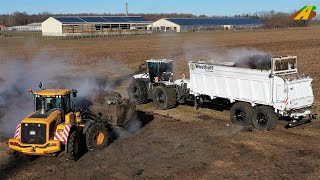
[35,96,62,111]
[62,94,71,114]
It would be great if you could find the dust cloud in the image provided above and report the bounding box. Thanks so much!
[0,47,134,138]
[183,38,273,69]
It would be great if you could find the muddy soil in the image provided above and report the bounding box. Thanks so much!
[2,113,320,179]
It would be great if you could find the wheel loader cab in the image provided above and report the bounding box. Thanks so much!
[35,95,70,120]
[8,88,79,157]
[33,89,76,123]
[146,59,174,82]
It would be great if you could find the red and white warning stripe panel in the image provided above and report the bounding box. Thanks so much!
[284,98,289,105]
[53,124,72,144]
[54,131,63,142]
[14,124,21,139]
[62,124,71,144]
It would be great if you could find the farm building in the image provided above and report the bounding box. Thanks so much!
[147,18,264,32]
[0,25,7,31]
[8,23,42,32]
[42,16,152,36]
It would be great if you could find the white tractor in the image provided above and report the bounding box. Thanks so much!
[128,56,316,131]
[128,59,183,109]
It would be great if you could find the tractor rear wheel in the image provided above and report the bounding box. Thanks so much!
[230,102,253,126]
[252,106,278,131]
[86,123,109,150]
[128,81,147,104]
[153,85,176,110]
[66,131,81,161]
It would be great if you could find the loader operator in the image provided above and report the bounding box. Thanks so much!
[47,99,54,110]
[44,97,62,110]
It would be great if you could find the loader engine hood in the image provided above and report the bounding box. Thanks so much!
[18,110,61,145]
[22,109,61,124]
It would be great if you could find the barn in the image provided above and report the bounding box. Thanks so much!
[42,16,152,36]
[8,23,42,32]
[0,25,7,31]
[147,18,264,32]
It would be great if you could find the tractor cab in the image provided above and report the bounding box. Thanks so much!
[129,59,176,105]
[146,59,174,82]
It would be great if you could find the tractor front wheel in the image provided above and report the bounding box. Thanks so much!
[128,81,147,104]
[152,85,176,110]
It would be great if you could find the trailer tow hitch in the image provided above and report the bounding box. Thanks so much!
[285,114,317,128]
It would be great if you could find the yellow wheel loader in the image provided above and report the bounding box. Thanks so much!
[8,83,135,160]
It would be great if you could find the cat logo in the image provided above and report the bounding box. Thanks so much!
[190,64,195,70]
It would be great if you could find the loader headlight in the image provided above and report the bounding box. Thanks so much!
[9,142,19,146]
[45,143,58,147]
[48,143,57,147]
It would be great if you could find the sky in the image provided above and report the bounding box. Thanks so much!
[0,0,319,16]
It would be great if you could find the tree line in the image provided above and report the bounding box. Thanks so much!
[0,11,317,27]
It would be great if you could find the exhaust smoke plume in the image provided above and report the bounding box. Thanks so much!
[183,38,272,70]
[0,48,134,138]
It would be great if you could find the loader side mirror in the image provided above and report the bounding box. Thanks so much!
[72,90,78,97]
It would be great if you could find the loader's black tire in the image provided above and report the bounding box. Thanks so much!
[66,131,81,161]
[153,85,176,110]
[86,123,109,150]
[128,81,147,104]
[230,102,253,126]
[252,106,278,131]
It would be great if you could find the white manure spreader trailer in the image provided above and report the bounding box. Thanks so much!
[128,56,316,130]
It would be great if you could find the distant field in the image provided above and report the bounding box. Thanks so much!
[0,31,41,37]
